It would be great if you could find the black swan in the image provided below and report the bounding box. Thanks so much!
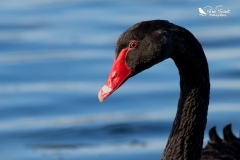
[98,20,240,160]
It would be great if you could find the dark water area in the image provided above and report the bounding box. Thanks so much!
[0,0,240,160]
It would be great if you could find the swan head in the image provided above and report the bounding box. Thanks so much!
[98,20,173,102]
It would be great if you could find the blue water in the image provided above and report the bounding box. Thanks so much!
[0,1,240,160]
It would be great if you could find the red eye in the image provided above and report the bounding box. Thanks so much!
[129,41,138,49]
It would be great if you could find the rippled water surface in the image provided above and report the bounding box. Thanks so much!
[0,1,240,160]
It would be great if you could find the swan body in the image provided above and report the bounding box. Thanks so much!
[98,20,240,160]
[202,124,240,160]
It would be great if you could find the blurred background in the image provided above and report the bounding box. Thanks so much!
[0,0,239,160]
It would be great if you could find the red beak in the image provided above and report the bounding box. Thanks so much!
[98,48,132,102]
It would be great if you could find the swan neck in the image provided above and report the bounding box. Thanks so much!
[162,32,210,160]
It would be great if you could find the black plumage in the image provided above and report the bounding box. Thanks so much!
[100,20,239,160]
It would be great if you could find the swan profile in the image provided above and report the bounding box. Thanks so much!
[98,20,240,160]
